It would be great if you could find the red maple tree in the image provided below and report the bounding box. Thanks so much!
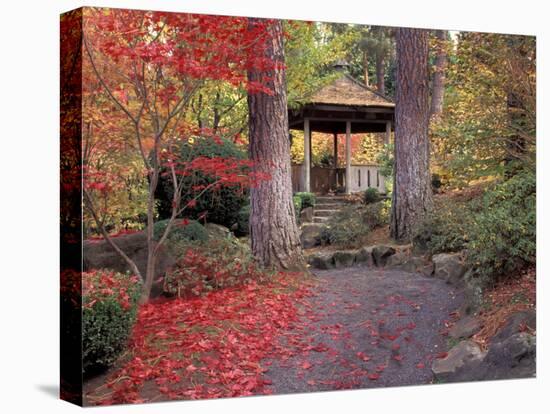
[81,8,277,302]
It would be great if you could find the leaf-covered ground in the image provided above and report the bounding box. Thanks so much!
[84,268,464,405]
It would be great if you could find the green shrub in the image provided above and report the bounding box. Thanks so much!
[467,170,536,282]
[235,204,250,236]
[363,200,390,229]
[412,199,472,254]
[322,205,370,248]
[155,136,248,228]
[294,192,316,209]
[293,195,303,215]
[83,270,141,374]
[153,219,209,244]
[363,188,381,204]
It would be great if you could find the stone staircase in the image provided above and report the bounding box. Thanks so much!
[313,195,348,224]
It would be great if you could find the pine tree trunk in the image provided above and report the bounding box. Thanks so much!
[247,19,306,271]
[430,30,447,117]
[363,50,370,86]
[376,55,385,95]
[391,28,433,241]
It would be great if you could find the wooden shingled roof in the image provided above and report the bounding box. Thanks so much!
[307,73,394,108]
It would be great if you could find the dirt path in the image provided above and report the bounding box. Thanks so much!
[263,267,464,393]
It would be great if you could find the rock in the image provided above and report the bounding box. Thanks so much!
[432,340,486,382]
[385,252,408,268]
[492,310,536,344]
[432,252,467,285]
[307,252,335,270]
[300,207,314,223]
[482,332,536,380]
[433,333,536,383]
[333,250,356,268]
[83,231,176,297]
[204,223,232,240]
[459,269,485,315]
[371,245,396,267]
[355,246,374,267]
[449,315,482,339]
[300,224,326,249]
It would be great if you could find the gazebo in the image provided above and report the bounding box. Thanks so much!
[288,62,395,194]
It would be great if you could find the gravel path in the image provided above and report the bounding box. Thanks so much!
[263,267,464,393]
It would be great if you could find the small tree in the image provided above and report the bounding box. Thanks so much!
[82,8,275,302]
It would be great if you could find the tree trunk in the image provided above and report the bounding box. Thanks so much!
[363,50,370,86]
[247,19,306,271]
[391,28,433,241]
[376,55,385,95]
[430,30,447,117]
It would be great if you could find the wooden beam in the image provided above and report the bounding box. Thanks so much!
[345,121,351,194]
[304,118,311,192]
[385,120,392,145]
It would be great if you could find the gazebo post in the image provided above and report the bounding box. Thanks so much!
[304,118,311,192]
[385,120,392,145]
[345,121,351,194]
[333,132,338,167]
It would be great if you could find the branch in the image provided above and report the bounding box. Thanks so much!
[83,188,143,279]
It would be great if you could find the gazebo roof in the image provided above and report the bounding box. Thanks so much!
[307,73,394,108]
[288,72,395,134]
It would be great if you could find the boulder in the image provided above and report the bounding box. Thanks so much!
[355,246,374,267]
[371,245,396,267]
[432,333,536,383]
[83,231,176,297]
[432,340,486,382]
[204,223,232,240]
[300,224,326,249]
[492,310,536,344]
[333,250,356,268]
[300,207,314,223]
[402,257,435,276]
[432,252,467,285]
[449,315,482,339]
[482,332,536,380]
[385,252,408,268]
[307,252,335,270]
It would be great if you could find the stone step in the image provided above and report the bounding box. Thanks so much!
[313,216,330,223]
[316,196,349,203]
[315,203,345,209]
[314,209,339,217]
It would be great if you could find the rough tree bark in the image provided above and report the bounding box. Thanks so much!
[430,30,448,117]
[247,19,306,271]
[363,50,370,86]
[376,54,385,95]
[390,28,433,241]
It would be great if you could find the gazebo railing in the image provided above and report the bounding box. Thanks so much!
[291,164,386,195]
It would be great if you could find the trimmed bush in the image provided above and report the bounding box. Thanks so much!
[163,238,263,297]
[363,188,381,204]
[235,204,250,236]
[293,195,303,216]
[294,192,316,209]
[83,270,141,374]
[155,136,248,228]
[153,219,209,244]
